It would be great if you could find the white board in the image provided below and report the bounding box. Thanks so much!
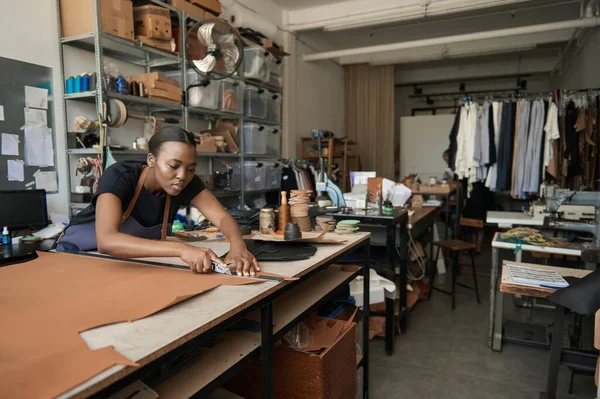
[400,114,455,179]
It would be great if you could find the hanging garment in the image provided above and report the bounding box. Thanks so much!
[564,101,581,184]
[496,103,515,192]
[543,101,560,178]
[474,103,490,182]
[523,100,545,193]
[512,100,531,198]
[455,103,478,182]
[448,108,462,171]
[281,164,299,192]
[488,102,497,166]
[485,102,503,191]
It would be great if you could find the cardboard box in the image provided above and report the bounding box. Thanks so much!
[127,72,180,89]
[189,0,222,16]
[168,0,208,21]
[135,35,175,53]
[146,87,181,103]
[133,5,172,40]
[60,0,134,41]
[226,318,357,399]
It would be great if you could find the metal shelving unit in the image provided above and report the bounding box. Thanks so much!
[57,0,283,216]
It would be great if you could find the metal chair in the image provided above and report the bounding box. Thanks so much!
[429,217,482,310]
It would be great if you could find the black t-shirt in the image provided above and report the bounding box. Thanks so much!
[71,161,205,227]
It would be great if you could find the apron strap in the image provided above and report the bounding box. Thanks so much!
[122,165,171,241]
[121,166,148,224]
[161,195,171,241]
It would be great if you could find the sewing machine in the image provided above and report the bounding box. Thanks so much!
[530,200,595,221]
[543,187,600,261]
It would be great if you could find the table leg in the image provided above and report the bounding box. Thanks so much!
[492,289,504,352]
[488,246,499,349]
[385,296,394,356]
[540,305,566,399]
[261,302,274,399]
[397,223,409,333]
[363,241,370,397]
[445,194,450,240]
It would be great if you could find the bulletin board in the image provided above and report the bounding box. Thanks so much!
[0,56,58,192]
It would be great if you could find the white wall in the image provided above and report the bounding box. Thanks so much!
[400,115,455,178]
[0,0,68,217]
[292,39,344,154]
[561,27,600,89]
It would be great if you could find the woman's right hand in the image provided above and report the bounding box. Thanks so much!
[179,245,224,274]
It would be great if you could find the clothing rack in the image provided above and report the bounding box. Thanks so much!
[448,87,600,201]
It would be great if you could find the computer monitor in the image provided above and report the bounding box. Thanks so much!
[0,190,49,230]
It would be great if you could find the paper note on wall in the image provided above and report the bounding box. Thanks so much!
[0,105,4,121]
[1,133,19,156]
[7,159,24,182]
[24,108,47,126]
[25,86,48,109]
[24,125,54,166]
[34,170,58,192]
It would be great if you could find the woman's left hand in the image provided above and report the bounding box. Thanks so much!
[225,244,260,277]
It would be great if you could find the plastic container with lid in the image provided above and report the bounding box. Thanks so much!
[243,47,270,83]
[266,92,282,122]
[265,126,281,156]
[244,85,267,119]
[188,80,219,109]
[232,161,266,191]
[243,123,267,154]
[267,55,283,88]
[263,161,282,189]
[268,55,283,77]
[219,78,244,114]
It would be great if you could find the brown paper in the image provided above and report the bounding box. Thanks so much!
[0,252,262,398]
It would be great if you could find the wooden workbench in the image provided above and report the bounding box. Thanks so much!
[408,207,438,230]
[500,260,591,298]
[60,232,371,399]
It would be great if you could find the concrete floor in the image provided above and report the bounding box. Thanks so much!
[368,252,598,399]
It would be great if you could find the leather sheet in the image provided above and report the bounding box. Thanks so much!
[0,252,262,398]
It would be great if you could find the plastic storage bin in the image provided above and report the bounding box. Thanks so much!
[266,92,282,122]
[232,161,266,191]
[243,47,270,82]
[267,55,283,88]
[219,78,244,114]
[243,123,267,154]
[263,161,282,189]
[188,80,219,109]
[244,85,267,119]
[265,126,281,156]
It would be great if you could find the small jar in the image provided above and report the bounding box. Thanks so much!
[260,208,276,234]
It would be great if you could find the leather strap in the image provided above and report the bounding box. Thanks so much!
[161,195,171,241]
[121,166,148,224]
[121,165,171,241]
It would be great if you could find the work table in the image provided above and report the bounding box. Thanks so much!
[58,232,371,399]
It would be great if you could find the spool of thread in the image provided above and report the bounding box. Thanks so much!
[74,75,81,93]
[81,73,89,92]
[88,72,96,91]
[66,76,74,94]
[278,191,290,232]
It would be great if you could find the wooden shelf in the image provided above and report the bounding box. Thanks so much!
[154,330,260,398]
[272,265,358,334]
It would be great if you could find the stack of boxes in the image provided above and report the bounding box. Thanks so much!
[133,5,175,53]
[127,72,181,104]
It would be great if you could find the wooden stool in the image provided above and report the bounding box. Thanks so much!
[429,218,482,310]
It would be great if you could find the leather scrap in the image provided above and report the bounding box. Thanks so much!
[0,252,262,398]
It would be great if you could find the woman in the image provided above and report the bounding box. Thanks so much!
[57,127,259,276]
